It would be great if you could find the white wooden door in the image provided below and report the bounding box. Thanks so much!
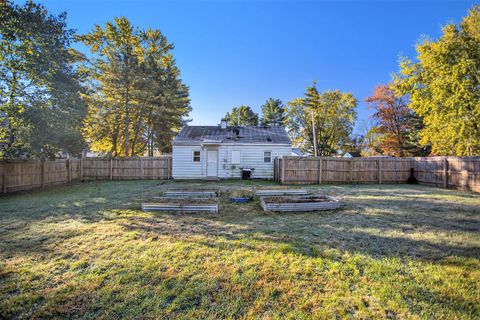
[206,150,218,177]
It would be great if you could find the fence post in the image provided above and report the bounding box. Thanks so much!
[166,157,170,179]
[274,158,277,181]
[278,158,281,182]
[393,160,397,183]
[80,158,84,180]
[66,159,71,183]
[443,157,448,188]
[276,159,279,182]
[41,160,45,188]
[378,159,382,184]
[2,163,7,193]
[349,159,353,183]
[109,158,113,180]
[140,158,144,180]
[273,157,277,181]
[317,158,322,184]
[281,158,285,184]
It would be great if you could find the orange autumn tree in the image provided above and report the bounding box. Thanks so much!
[365,84,424,157]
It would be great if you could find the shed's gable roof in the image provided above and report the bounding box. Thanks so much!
[173,126,291,145]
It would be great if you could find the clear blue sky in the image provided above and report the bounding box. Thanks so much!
[37,0,476,133]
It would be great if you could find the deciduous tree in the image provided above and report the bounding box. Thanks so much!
[365,84,426,157]
[396,5,480,155]
[286,82,357,156]
[0,0,86,159]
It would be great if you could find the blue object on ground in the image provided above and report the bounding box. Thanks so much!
[229,197,251,203]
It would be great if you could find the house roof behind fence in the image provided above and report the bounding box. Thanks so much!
[173,125,292,145]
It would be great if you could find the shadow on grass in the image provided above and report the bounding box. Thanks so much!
[345,196,480,232]
[1,180,479,262]
[119,211,480,261]
[1,181,479,319]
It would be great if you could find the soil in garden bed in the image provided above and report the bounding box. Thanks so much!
[256,186,303,190]
[262,195,334,203]
[147,197,218,205]
[164,189,218,193]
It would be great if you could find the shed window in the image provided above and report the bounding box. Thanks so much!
[263,151,271,163]
[193,151,201,162]
[232,150,241,164]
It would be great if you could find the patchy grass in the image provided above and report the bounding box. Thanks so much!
[0,180,479,319]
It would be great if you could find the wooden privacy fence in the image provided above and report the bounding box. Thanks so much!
[2,156,479,194]
[82,157,171,180]
[274,157,412,184]
[413,156,480,192]
[0,159,82,193]
[0,156,171,193]
[274,156,480,192]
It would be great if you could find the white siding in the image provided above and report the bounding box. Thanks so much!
[217,145,291,179]
[172,146,205,179]
[173,144,291,179]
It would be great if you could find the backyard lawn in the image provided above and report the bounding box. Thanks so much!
[0,180,479,319]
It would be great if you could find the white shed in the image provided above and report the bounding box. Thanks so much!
[172,123,292,179]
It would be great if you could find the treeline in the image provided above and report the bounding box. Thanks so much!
[224,87,357,157]
[1,1,479,159]
[362,4,480,157]
[223,5,480,157]
[0,1,190,159]
[1,1,86,159]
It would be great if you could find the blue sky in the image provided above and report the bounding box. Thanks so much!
[37,0,476,133]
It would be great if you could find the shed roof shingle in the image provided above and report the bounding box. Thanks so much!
[173,126,291,145]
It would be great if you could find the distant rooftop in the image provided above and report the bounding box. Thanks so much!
[291,148,305,156]
[173,125,292,145]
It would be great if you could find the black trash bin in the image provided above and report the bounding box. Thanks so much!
[241,168,253,180]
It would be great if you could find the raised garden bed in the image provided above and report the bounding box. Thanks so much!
[255,189,309,197]
[142,197,218,213]
[260,195,340,212]
[163,190,217,198]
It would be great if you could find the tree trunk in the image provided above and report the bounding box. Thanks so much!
[131,123,141,157]
[6,72,18,150]
[148,125,154,157]
[125,86,130,157]
[111,115,121,156]
[124,55,130,157]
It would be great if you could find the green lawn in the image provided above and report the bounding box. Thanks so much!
[0,180,479,319]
